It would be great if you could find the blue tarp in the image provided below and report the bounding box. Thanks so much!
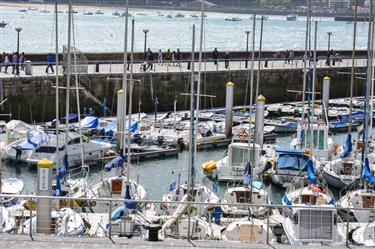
[99,120,138,137]
[307,159,317,184]
[275,147,305,155]
[104,154,125,172]
[169,181,176,191]
[252,180,263,190]
[12,132,49,150]
[329,120,349,127]
[276,154,309,171]
[75,116,99,129]
[342,134,352,158]
[363,158,375,185]
[243,162,252,185]
[124,185,136,209]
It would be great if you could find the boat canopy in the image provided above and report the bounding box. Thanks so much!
[74,116,99,129]
[11,132,48,150]
[276,147,309,171]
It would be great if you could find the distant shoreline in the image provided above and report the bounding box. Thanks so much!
[0,1,361,18]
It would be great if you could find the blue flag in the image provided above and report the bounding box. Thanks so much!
[342,134,352,158]
[212,183,218,193]
[363,158,375,185]
[58,154,69,179]
[307,159,317,184]
[243,162,252,185]
[169,181,176,191]
[282,195,292,206]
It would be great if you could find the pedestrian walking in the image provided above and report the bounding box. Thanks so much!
[172,50,176,66]
[46,53,55,74]
[176,48,181,67]
[146,48,154,70]
[224,52,229,69]
[20,52,25,70]
[166,49,171,65]
[212,48,219,65]
[3,53,9,73]
[11,52,18,75]
[0,53,3,73]
[285,50,289,64]
[158,49,163,65]
[289,50,294,65]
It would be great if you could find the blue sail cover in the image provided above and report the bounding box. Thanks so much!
[276,147,309,171]
[58,154,69,179]
[307,159,317,184]
[104,154,125,172]
[74,116,99,129]
[342,134,352,158]
[124,184,136,209]
[61,113,79,122]
[111,206,126,220]
[363,158,375,185]
[243,162,252,185]
[12,133,48,150]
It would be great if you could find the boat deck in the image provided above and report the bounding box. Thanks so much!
[0,234,352,249]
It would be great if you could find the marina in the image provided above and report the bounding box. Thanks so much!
[2,0,375,248]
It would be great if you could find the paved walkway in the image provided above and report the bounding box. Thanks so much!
[0,58,367,79]
[0,234,358,249]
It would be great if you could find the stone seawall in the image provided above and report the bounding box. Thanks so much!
[0,67,366,122]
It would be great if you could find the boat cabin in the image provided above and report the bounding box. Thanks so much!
[296,122,330,160]
[228,142,261,176]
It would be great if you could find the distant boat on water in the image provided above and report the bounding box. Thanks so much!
[0,21,8,28]
[95,10,104,15]
[28,7,37,11]
[82,11,94,16]
[166,14,173,18]
[225,17,241,21]
[191,14,198,18]
[40,9,50,13]
[175,13,184,18]
[286,14,297,21]
[19,9,27,13]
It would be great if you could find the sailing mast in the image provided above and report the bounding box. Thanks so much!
[122,0,129,180]
[54,1,59,172]
[64,1,72,159]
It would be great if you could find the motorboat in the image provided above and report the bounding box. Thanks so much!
[264,118,297,133]
[95,10,104,15]
[166,15,173,18]
[0,178,24,207]
[350,221,375,247]
[0,21,8,28]
[25,132,113,167]
[175,14,184,18]
[82,11,94,15]
[221,181,269,217]
[338,188,375,223]
[286,14,297,21]
[225,17,241,21]
[39,9,50,13]
[19,9,28,13]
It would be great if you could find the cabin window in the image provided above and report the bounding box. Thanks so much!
[68,137,81,145]
[35,146,56,153]
[235,191,251,203]
[301,195,317,205]
[239,224,260,242]
[299,210,333,240]
[304,129,325,150]
[231,147,251,168]
[362,196,375,208]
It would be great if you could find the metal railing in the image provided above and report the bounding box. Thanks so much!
[0,193,374,246]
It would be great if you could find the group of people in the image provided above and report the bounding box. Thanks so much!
[285,50,295,64]
[0,52,26,75]
[212,48,230,69]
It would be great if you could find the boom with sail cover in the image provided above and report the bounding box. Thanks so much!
[363,158,375,185]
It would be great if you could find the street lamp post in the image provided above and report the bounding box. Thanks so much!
[143,29,149,61]
[15,27,22,76]
[327,32,332,52]
[245,31,250,68]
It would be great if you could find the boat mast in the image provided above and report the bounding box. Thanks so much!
[310,21,317,149]
[65,1,72,156]
[55,1,59,171]
[122,0,129,180]
[348,0,358,135]
[300,0,310,127]
[126,19,135,185]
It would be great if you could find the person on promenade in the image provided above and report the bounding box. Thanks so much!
[212,48,219,65]
[166,49,171,65]
[285,50,289,64]
[172,50,176,66]
[20,52,25,70]
[146,48,154,70]
[11,52,18,75]
[3,53,9,73]
[289,50,294,65]
[46,53,55,74]
[127,54,130,71]
[158,49,163,65]
[0,53,3,72]
[176,48,181,67]
[224,52,229,69]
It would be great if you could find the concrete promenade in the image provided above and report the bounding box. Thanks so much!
[0,234,358,249]
[0,58,367,79]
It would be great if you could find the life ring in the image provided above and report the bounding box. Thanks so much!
[236,128,248,139]
[318,120,326,126]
